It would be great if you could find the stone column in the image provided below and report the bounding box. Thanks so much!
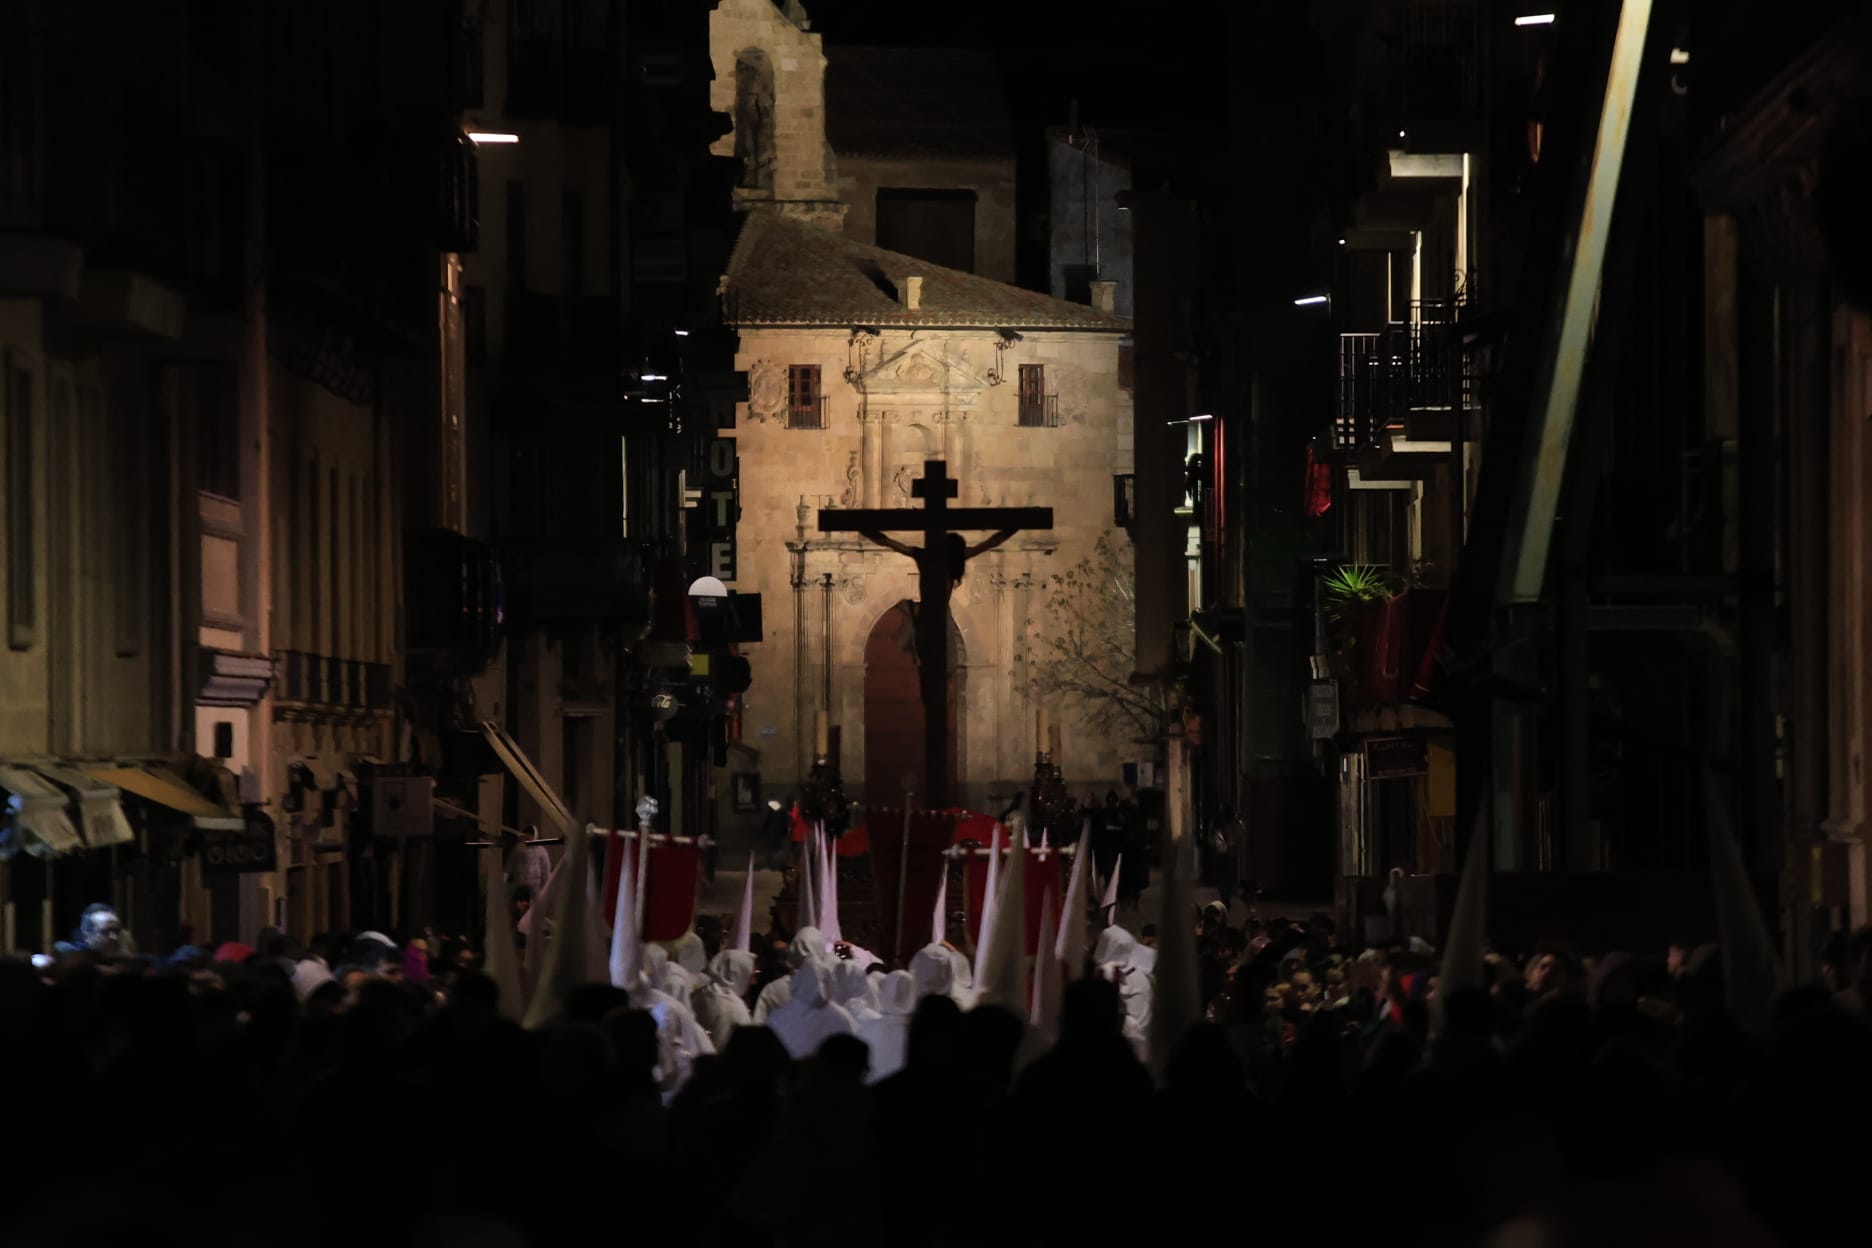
[862,412,884,507]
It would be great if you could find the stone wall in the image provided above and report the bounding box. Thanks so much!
[726,324,1136,812]
[838,153,1018,284]
[709,0,839,213]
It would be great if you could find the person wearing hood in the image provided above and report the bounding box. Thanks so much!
[1093,923,1154,1057]
[763,962,858,1060]
[829,958,879,1023]
[694,948,758,1050]
[752,925,828,1022]
[908,942,974,1010]
[624,970,716,1095]
[669,931,709,979]
[646,944,697,1009]
[855,969,915,1083]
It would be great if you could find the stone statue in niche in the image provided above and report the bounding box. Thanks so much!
[748,360,785,422]
[840,450,860,506]
[893,465,913,499]
[733,50,777,191]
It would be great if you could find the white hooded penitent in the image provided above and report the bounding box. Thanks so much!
[972,825,1004,987]
[483,841,524,1021]
[1147,829,1198,1078]
[1030,886,1061,1039]
[931,852,950,947]
[977,827,1028,1012]
[1100,852,1122,926]
[610,831,642,990]
[524,819,593,1029]
[1055,819,1092,981]
[735,851,757,954]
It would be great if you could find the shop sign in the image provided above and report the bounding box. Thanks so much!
[201,824,278,875]
[1365,735,1429,780]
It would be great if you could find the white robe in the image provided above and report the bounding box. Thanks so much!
[1093,925,1155,1047]
[693,949,757,1051]
[909,943,973,1010]
[763,963,857,1060]
[753,925,828,1023]
[855,969,915,1083]
[628,981,715,1094]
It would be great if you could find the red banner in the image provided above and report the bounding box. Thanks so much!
[866,809,963,966]
[964,849,1066,956]
[601,836,701,942]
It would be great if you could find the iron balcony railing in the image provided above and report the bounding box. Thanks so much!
[787,392,828,430]
[1334,296,1476,451]
[1019,393,1061,428]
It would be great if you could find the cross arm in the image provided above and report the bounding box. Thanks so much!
[964,529,1021,559]
[858,529,919,559]
[818,506,1054,532]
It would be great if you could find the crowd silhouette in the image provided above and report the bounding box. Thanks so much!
[3,914,1870,1247]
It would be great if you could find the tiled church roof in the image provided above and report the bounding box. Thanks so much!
[722,212,1124,330]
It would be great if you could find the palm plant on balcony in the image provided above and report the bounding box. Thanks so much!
[1322,563,1412,707]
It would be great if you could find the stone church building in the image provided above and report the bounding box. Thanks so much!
[709,0,1136,814]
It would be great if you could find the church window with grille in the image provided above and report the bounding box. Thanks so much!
[787,365,825,429]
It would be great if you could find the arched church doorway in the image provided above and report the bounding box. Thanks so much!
[863,600,964,805]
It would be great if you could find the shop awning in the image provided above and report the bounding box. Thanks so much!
[86,764,235,827]
[0,766,84,857]
[33,765,134,848]
[479,721,573,834]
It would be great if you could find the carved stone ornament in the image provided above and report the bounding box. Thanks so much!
[749,360,786,422]
[842,575,868,606]
[857,341,994,409]
[840,450,860,506]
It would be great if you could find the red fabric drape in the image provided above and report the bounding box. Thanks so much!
[600,836,701,941]
[790,805,871,857]
[865,809,959,965]
[963,849,1067,956]
[1304,446,1334,519]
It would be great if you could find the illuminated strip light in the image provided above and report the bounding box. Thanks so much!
[467,131,520,144]
[1293,295,1329,306]
[1515,13,1556,26]
[1503,0,1653,604]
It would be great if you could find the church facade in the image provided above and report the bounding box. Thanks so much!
[708,1,1137,814]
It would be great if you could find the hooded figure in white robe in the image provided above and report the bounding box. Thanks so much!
[693,948,757,1051]
[763,962,857,1060]
[626,974,716,1094]
[1093,924,1154,1057]
[856,969,915,1083]
[670,931,709,979]
[909,942,973,1008]
[645,945,697,1010]
[829,958,879,1023]
[753,925,828,1023]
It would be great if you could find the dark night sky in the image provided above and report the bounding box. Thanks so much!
[803,0,1231,131]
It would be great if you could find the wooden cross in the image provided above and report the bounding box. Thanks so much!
[820,459,1051,809]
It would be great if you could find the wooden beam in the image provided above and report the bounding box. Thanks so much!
[818,507,1053,532]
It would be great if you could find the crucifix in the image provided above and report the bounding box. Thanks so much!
[820,459,1052,809]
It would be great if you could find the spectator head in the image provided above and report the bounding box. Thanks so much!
[1060,975,1126,1042]
[815,1032,871,1083]
[1525,942,1584,999]
[1140,924,1158,949]
[78,904,126,954]
[904,993,964,1072]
